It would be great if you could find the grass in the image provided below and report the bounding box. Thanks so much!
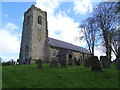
[2,63,119,88]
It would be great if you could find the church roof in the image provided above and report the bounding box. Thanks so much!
[48,38,91,54]
[57,50,72,56]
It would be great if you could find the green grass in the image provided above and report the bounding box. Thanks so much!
[2,64,119,88]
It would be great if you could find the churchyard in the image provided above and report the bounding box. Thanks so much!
[2,63,119,88]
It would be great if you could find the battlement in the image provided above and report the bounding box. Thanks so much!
[24,5,47,16]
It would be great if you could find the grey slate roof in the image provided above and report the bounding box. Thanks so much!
[48,38,91,54]
[57,50,72,56]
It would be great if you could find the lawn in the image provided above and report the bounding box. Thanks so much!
[2,63,119,88]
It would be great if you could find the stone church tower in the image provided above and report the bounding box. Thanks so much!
[19,5,49,64]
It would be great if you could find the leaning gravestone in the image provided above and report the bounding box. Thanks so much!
[90,56,102,71]
[50,60,58,68]
[114,58,120,70]
[37,59,42,69]
[100,56,110,69]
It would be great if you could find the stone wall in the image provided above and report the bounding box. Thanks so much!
[49,46,60,62]
[31,6,49,62]
[49,46,89,62]
[19,7,33,64]
[19,5,49,64]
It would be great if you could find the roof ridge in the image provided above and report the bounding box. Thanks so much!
[48,37,90,54]
[48,37,84,49]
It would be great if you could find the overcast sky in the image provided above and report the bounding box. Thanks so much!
[1,0,115,62]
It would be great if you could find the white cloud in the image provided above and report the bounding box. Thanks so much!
[35,0,86,47]
[48,11,84,45]
[1,56,18,62]
[73,0,93,14]
[36,0,60,15]
[3,22,19,32]
[94,45,106,59]
[5,14,8,18]
[67,9,71,13]
[0,22,20,54]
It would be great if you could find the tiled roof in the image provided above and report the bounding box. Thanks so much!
[48,38,91,54]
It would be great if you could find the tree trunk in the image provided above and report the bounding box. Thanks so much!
[103,30,111,62]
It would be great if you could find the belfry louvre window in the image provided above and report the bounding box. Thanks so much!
[38,16,42,25]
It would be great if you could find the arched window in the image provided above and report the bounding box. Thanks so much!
[53,50,56,56]
[38,16,42,25]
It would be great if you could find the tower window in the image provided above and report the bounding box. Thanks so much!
[38,16,42,25]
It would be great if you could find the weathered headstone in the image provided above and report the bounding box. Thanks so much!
[17,59,20,65]
[100,56,110,69]
[59,56,67,68]
[28,57,31,64]
[50,60,58,68]
[60,59,67,68]
[68,58,72,66]
[84,59,90,68]
[37,59,42,69]
[114,58,120,70]
[68,55,72,66]
[35,60,38,64]
[90,56,102,71]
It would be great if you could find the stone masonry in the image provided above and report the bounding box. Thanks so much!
[19,5,49,64]
[19,5,91,65]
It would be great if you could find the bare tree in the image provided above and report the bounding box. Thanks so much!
[92,2,118,61]
[79,17,97,55]
[111,1,120,58]
[111,29,120,58]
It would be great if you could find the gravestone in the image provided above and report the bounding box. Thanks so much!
[59,56,67,68]
[17,59,20,65]
[90,56,102,71]
[84,59,90,68]
[73,58,77,64]
[35,60,38,64]
[28,57,31,64]
[68,58,72,66]
[114,58,120,70]
[68,55,72,66]
[37,59,42,69]
[100,56,110,69]
[76,59,80,66]
[50,60,58,68]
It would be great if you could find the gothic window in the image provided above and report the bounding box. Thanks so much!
[53,50,56,56]
[38,16,42,25]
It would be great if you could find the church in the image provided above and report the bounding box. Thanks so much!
[19,5,91,64]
